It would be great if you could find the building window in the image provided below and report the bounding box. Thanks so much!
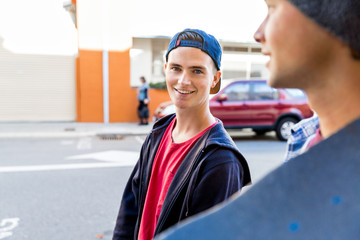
[251,47,262,53]
[223,46,249,52]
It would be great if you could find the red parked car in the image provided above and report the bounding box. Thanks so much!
[154,80,313,141]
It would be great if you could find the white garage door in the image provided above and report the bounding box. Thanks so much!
[0,46,76,122]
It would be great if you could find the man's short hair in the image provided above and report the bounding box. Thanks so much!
[177,31,217,71]
[177,31,204,44]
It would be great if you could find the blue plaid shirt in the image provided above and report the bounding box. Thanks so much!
[284,114,319,162]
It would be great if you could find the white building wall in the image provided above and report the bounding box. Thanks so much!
[222,52,269,79]
[130,38,152,87]
[77,0,132,51]
[130,37,269,88]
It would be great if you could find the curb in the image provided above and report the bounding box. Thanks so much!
[0,130,151,139]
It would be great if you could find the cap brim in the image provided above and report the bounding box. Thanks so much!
[210,79,221,94]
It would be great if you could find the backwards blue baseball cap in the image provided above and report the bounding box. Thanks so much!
[165,28,222,94]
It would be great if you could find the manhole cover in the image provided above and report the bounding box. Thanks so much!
[97,134,124,140]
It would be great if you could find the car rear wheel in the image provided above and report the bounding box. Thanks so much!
[276,117,298,141]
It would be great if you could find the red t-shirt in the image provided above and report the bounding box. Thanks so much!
[138,117,217,240]
[307,128,323,150]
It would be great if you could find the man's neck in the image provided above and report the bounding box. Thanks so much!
[306,58,360,139]
[172,108,216,143]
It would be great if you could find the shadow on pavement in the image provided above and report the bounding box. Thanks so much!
[227,129,280,142]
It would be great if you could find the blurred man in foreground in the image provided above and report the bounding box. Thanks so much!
[155,0,360,239]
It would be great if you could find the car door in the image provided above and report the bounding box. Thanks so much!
[210,82,252,126]
[247,81,279,126]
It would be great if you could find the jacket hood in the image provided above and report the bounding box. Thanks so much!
[152,113,237,151]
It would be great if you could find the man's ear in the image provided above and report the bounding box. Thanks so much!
[164,63,168,70]
[212,71,221,88]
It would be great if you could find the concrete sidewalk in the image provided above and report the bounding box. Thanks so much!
[0,121,261,139]
[0,122,154,138]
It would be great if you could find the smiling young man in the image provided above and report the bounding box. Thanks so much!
[154,1,360,239]
[112,28,251,240]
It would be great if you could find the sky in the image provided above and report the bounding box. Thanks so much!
[0,0,78,55]
[131,0,268,42]
[0,0,267,55]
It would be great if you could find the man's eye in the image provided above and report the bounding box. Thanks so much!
[171,67,180,71]
[194,69,203,74]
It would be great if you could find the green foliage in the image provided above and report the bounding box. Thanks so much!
[150,81,167,90]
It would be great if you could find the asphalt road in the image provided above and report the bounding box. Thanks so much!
[0,133,286,240]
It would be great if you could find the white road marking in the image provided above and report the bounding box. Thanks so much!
[0,233,11,239]
[0,218,19,239]
[66,150,139,162]
[0,150,139,173]
[0,162,135,173]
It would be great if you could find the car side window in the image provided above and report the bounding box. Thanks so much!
[224,83,250,101]
[252,82,277,100]
[284,89,306,99]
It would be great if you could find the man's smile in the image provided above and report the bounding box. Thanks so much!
[175,88,195,94]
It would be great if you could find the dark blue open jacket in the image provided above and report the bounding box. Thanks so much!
[113,114,251,240]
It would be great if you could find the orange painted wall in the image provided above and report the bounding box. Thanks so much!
[108,50,172,122]
[77,49,103,122]
[75,56,80,121]
[147,89,171,122]
[108,49,136,122]
[76,49,171,122]
[108,47,171,121]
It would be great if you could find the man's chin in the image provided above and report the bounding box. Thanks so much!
[266,75,292,89]
[266,77,280,88]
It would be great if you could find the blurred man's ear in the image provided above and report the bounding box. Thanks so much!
[351,48,360,60]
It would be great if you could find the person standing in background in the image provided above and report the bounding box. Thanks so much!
[137,76,150,125]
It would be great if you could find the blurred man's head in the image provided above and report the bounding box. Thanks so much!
[254,0,360,89]
[285,0,360,60]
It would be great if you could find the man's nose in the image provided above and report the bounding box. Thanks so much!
[178,72,191,85]
[254,16,268,43]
